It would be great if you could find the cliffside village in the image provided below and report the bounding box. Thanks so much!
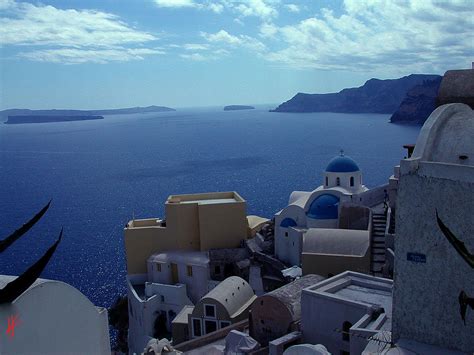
[0,67,472,355]
[122,67,474,355]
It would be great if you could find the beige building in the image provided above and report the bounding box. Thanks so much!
[124,191,249,275]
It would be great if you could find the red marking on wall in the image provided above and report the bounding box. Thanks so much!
[6,314,20,339]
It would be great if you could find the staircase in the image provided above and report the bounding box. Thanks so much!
[371,213,387,277]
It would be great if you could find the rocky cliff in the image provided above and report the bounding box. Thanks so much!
[390,77,442,124]
[271,74,440,114]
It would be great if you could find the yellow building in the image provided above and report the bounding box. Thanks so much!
[124,191,250,275]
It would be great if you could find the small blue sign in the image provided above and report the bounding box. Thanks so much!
[407,252,426,263]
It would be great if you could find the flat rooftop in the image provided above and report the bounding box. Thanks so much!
[166,191,245,205]
[148,250,209,266]
[304,271,393,318]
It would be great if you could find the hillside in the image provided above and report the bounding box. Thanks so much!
[0,105,175,122]
[390,77,442,124]
[271,74,441,114]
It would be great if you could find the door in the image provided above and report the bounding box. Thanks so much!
[170,263,179,284]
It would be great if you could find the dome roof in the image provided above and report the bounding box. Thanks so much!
[325,152,360,173]
[307,194,339,219]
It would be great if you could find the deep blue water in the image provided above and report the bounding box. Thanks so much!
[0,107,420,309]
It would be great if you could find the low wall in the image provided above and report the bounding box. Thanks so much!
[353,184,389,208]
[174,319,249,352]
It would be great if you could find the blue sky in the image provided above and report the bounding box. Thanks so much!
[1,0,473,110]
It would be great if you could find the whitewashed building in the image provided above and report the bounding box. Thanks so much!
[275,152,374,267]
[0,275,110,355]
[301,271,392,355]
[392,103,474,353]
[127,250,218,354]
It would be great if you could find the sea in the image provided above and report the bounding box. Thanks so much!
[0,106,420,310]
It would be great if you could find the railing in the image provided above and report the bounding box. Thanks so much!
[174,319,249,352]
[127,218,164,228]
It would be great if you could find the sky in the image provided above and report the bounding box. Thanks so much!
[0,0,473,110]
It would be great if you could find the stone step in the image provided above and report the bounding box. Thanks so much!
[371,251,385,256]
[372,255,386,262]
[373,237,385,242]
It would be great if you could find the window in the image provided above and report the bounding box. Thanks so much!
[342,321,352,341]
[214,265,221,274]
[204,319,218,334]
[350,176,354,187]
[336,177,340,186]
[187,265,193,277]
[325,176,328,186]
[204,304,216,318]
[160,295,165,302]
[192,318,202,337]
[156,263,162,272]
[285,232,288,237]
[219,320,231,329]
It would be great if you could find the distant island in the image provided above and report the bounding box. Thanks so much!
[271,74,441,115]
[224,105,255,111]
[0,105,176,123]
[5,115,104,124]
[390,77,442,124]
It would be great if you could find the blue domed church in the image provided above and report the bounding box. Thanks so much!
[274,151,369,266]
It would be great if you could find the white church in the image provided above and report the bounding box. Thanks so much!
[274,151,373,268]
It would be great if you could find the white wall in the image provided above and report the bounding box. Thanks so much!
[147,258,210,303]
[0,279,110,355]
[301,291,368,355]
[324,171,363,192]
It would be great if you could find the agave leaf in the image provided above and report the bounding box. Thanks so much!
[0,200,52,253]
[436,210,474,269]
[459,291,474,325]
[0,228,62,304]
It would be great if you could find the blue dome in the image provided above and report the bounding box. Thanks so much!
[280,218,297,228]
[326,154,360,173]
[307,194,339,219]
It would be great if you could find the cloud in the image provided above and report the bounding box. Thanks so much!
[207,3,224,13]
[152,0,278,20]
[183,43,209,50]
[259,22,278,38]
[264,0,474,73]
[201,29,266,51]
[285,4,300,13]
[180,48,229,61]
[180,53,207,61]
[18,48,165,64]
[232,0,278,20]
[154,0,196,8]
[1,1,159,64]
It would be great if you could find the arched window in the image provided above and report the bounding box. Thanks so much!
[342,321,352,341]
[350,176,354,187]
[336,177,340,186]
[280,218,297,228]
[325,176,328,186]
